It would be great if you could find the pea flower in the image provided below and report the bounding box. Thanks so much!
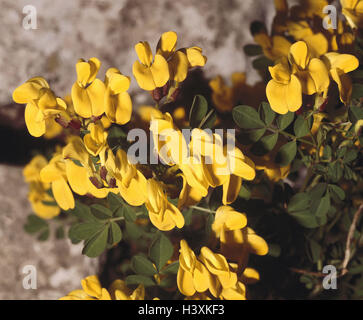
[341,0,363,29]
[145,179,184,231]
[104,148,147,206]
[288,41,330,96]
[23,155,60,219]
[63,137,112,198]
[132,40,170,91]
[83,120,108,156]
[71,57,106,118]
[12,77,69,137]
[104,68,132,125]
[156,31,207,83]
[39,153,75,211]
[177,240,246,300]
[322,52,359,104]
[60,275,147,300]
[212,206,248,242]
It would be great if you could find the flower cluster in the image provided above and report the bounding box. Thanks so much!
[177,206,267,300]
[60,275,148,300]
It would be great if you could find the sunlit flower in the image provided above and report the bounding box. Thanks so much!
[71,57,105,118]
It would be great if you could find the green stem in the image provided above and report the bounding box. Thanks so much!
[190,206,216,214]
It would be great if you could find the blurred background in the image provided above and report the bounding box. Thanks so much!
[0,0,276,299]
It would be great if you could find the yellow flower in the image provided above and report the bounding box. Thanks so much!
[133,31,206,91]
[177,240,246,300]
[212,206,248,242]
[156,31,207,83]
[266,60,303,114]
[104,148,147,206]
[13,77,68,137]
[267,41,330,114]
[253,33,291,62]
[322,52,359,104]
[150,111,188,166]
[220,227,269,270]
[109,279,145,300]
[132,40,170,91]
[23,155,60,219]
[104,68,132,125]
[341,0,363,29]
[289,41,330,96]
[71,57,106,118]
[145,179,184,231]
[39,153,75,211]
[291,0,328,19]
[60,275,111,300]
[83,121,108,157]
[177,172,205,210]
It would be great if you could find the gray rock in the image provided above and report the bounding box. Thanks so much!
[0,0,275,106]
[0,165,98,300]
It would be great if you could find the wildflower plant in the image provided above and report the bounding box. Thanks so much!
[13,0,363,300]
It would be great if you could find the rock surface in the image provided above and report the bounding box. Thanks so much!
[0,0,275,105]
[0,165,98,300]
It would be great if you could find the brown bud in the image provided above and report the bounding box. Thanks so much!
[89,176,103,189]
[162,82,169,97]
[170,87,180,101]
[152,87,163,102]
[55,116,69,128]
[100,166,108,181]
[68,119,81,130]
[108,178,117,188]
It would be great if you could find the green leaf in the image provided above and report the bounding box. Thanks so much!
[69,201,98,222]
[131,255,157,276]
[327,161,343,182]
[125,221,143,240]
[308,239,321,263]
[252,56,274,70]
[200,109,217,129]
[251,133,279,156]
[123,205,137,222]
[107,192,124,213]
[289,210,319,228]
[90,204,113,220]
[287,193,310,213]
[183,208,193,226]
[107,125,127,150]
[275,140,297,166]
[259,102,275,126]
[267,244,281,258]
[314,194,330,225]
[160,261,180,275]
[125,275,155,287]
[238,128,266,145]
[277,112,295,130]
[328,184,345,201]
[108,222,122,245]
[294,115,311,138]
[69,222,105,241]
[149,233,174,271]
[343,149,358,163]
[243,44,263,56]
[233,105,265,129]
[238,185,251,200]
[351,84,363,100]
[24,214,48,234]
[37,229,50,241]
[82,225,109,258]
[189,95,208,128]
